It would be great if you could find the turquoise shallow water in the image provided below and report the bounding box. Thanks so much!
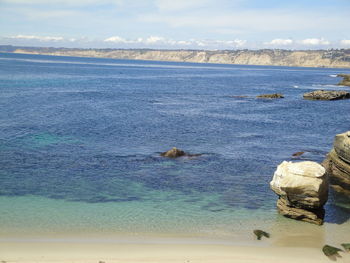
[0,53,350,241]
[0,195,275,237]
[1,195,350,247]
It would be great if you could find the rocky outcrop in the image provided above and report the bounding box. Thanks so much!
[303,90,350,100]
[322,131,350,196]
[270,161,328,225]
[160,147,202,158]
[161,147,186,158]
[337,74,350,86]
[276,198,325,225]
[256,93,284,99]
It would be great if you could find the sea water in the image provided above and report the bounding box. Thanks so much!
[0,53,349,243]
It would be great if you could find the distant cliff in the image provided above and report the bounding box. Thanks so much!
[1,45,350,68]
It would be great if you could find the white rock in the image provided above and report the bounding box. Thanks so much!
[270,161,328,208]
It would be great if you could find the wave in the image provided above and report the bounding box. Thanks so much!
[329,74,338,78]
[307,84,350,90]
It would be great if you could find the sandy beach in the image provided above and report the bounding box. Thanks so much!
[1,238,350,263]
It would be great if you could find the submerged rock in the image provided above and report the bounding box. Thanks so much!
[337,74,350,86]
[270,161,328,225]
[160,147,186,158]
[292,151,305,157]
[342,243,350,252]
[253,229,270,240]
[256,93,284,99]
[229,95,249,99]
[160,147,202,158]
[303,90,350,100]
[322,245,343,257]
[322,131,350,197]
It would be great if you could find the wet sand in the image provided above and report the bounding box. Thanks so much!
[1,235,350,263]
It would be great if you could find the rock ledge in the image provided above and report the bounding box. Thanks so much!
[337,74,350,86]
[257,93,284,99]
[303,90,350,100]
[322,131,350,197]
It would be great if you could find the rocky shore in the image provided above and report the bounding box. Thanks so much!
[323,131,350,196]
[303,90,350,100]
[269,130,350,225]
[337,74,350,86]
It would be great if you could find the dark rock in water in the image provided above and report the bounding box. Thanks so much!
[292,151,305,157]
[303,90,350,100]
[322,131,350,197]
[160,147,202,158]
[253,229,270,240]
[337,74,350,86]
[322,245,343,257]
[161,147,186,158]
[291,150,326,161]
[341,243,350,252]
[256,93,284,99]
[230,95,249,99]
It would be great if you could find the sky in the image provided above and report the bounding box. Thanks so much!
[0,0,350,50]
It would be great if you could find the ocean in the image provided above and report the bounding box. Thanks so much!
[0,53,349,243]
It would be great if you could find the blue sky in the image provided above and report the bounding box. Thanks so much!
[1,0,350,49]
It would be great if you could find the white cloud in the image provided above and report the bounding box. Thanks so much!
[340,40,350,46]
[299,38,330,46]
[104,36,129,43]
[104,36,177,45]
[8,34,64,42]
[103,35,246,49]
[265,39,293,46]
[6,34,350,50]
[192,39,246,48]
[144,36,169,45]
[174,40,189,46]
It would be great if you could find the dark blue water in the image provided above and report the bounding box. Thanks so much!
[0,53,350,237]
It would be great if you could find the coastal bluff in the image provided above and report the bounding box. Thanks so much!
[1,45,350,68]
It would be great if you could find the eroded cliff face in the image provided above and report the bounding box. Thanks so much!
[5,46,350,68]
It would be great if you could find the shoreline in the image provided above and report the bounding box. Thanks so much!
[2,217,349,262]
[1,219,349,245]
[1,196,349,260]
[1,48,350,69]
